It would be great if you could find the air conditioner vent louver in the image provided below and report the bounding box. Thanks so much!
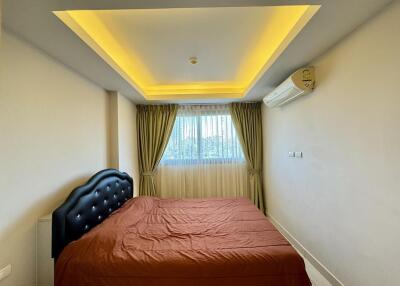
[263,67,315,108]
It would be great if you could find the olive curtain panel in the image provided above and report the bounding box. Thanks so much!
[229,102,265,213]
[137,104,178,196]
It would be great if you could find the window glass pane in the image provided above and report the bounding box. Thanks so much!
[162,115,199,160]
[200,114,242,160]
[161,105,245,164]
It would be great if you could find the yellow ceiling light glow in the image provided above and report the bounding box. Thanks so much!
[54,6,320,100]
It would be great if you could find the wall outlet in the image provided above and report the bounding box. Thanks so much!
[0,264,11,281]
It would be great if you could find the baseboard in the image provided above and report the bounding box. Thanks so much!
[268,214,344,286]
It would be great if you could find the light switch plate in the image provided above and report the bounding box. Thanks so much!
[0,264,11,281]
[295,151,303,158]
[288,152,295,157]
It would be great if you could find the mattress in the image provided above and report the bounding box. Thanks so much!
[55,196,311,286]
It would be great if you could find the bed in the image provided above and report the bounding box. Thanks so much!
[53,169,311,286]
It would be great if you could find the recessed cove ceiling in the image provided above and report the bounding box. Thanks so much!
[54,6,320,100]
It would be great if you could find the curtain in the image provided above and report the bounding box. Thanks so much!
[230,102,265,213]
[155,105,248,199]
[137,104,178,196]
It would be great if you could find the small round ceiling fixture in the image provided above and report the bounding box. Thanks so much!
[189,56,198,65]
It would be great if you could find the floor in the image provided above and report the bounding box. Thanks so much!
[304,257,332,286]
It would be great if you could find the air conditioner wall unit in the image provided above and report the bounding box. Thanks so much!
[263,67,315,108]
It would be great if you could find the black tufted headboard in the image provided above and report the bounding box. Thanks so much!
[52,169,134,260]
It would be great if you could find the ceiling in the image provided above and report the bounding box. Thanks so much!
[3,0,393,103]
[54,6,319,100]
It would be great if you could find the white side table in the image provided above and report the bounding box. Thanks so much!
[37,214,54,286]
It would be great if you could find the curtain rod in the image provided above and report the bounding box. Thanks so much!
[179,101,260,106]
[138,101,261,106]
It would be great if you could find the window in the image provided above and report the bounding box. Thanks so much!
[161,105,245,165]
[156,105,248,199]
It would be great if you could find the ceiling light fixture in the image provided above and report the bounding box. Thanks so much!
[189,57,198,65]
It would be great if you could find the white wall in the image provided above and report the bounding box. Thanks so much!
[117,94,140,194]
[262,2,400,286]
[106,91,140,194]
[0,31,110,286]
[0,1,2,45]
